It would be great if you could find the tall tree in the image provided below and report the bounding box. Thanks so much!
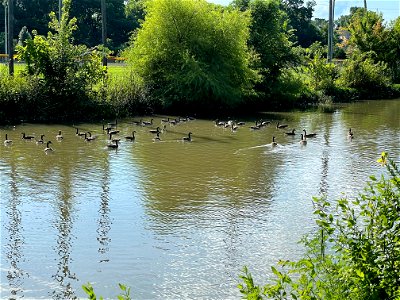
[10,0,133,53]
[231,0,295,96]
[14,0,57,36]
[347,10,399,83]
[70,0,133,52]
[281,0,323,48]
[125,0,259,111]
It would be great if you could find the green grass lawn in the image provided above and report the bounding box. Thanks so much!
[107,64,129,78]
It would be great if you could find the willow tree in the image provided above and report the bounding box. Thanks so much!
[124,0,259,111]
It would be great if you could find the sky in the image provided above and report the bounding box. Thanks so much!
[209,0,400,23]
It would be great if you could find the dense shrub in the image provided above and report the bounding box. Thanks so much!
[337,51,391,91]
[15,0,105,122]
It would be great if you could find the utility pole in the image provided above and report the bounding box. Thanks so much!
[7,0,13,75]
[327,0,333,62]
[101,0,107,67]
[4,0,7,54]
[364,0,367,10]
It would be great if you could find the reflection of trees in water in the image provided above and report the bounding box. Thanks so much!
[97,159,111,262]
[51,172,77,299]
[318,114,334,196]
[4,163,25,299]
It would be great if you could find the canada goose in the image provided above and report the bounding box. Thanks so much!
[125,131,136,141]
[21,132,35,140]
[299,134,307,145]
[182,132,192,142]
[149,127,161,134]
[153,132,161,142]
[75,128,85,137]
[285,129,296,136]
[259,120,270,127]
[56,130,63,140]
[250,121,260,130]
[215,119,225,127]
[108,133,120,143]
[161,117,170,123]
[231,123,238,132]
[102,124,112,131]
[106,127,120,135]
[107,140,119,149]
[348,128,354,139]
[85,132,96,141]
[44,141,54,153]
[303,129,317,138]
[276,122,288,129]
[142,119,153,126]
[169,119,178,126]
[237,121,245,126]
[4,134,12,145]
[272,136,278,147]
[36,134,45,144]
[132,119,142,126]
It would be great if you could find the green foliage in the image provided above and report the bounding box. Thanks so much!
[124,0,259,112]
[104,69,150,116]
[8,0,134,52]
[238,266,264,300]
[337,51,391,91]
[82,283,132,300]
[70,0,134,52]
[236,0,296,99]
[281,0,323,48]
[239,153,400,299]
[15,0,105,121]
[0,65,40,122]
[303,42,337,92]
[347,10,400,83]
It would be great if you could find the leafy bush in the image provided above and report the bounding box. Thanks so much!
[303,43,338,93]
[337,51,391,91]
[124,0,260,112]
[104,70,151,116]
[15,0,105,121]
[239,153,400,299]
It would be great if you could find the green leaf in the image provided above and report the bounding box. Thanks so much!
[271,266,282,279]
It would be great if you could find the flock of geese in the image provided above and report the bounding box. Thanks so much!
[2,117,195,153]
[2,116,355,153]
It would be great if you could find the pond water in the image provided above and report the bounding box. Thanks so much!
[1,99,399,299]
